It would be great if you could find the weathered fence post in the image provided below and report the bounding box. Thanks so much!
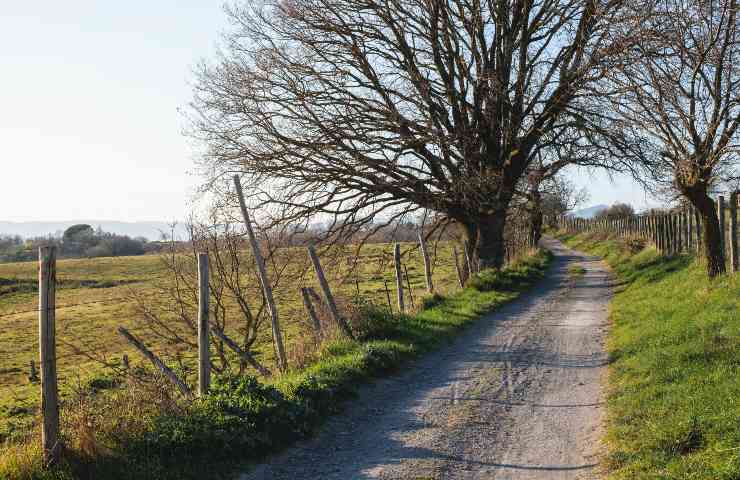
[118,327,193,397]
[418,232,434,294]
[383,280,393,311]
[307,245,354,339]
[463,241,473,276]
[39,246,60,466]
[233,175,287,372]
[675,214,682,253]
[453,246,464,288]
[403,264,415,310]
[300,287,322,337]
[730,192,738,272]
[393,243,405,313]
[694,208,702,252]
[197,253,210,396]
[718,196,727,269]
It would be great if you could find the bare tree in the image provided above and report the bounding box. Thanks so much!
[609,0,740,276]
[190,0,636,268]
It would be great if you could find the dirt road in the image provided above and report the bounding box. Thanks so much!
[241,238,612,479]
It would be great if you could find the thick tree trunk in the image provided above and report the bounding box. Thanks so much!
[686,190,726,277]
[463,213,507,270]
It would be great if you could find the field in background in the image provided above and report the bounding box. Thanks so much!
[0,241,461,437]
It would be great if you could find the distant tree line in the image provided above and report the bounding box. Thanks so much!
[0,224,161,263]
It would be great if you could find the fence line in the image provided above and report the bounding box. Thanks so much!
[557,193,739,273]
[14,216,536,470]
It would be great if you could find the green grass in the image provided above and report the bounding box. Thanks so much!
[0,249,552,480]
[558,231,740,479]
[0,242,463,438]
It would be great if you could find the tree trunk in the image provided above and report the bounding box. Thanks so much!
[463,213,507,270]
[686,190,726,277]
[529,211,543,247]
[527,179,544,247]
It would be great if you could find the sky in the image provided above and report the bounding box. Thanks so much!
[0,2,659,223]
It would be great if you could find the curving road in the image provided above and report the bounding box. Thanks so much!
[240,238,613,480]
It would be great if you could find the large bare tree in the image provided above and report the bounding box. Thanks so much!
[190,0,634,268]
[609,0,740,276]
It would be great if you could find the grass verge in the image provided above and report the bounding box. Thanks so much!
[557,231,740,479]
[1,250,552,480]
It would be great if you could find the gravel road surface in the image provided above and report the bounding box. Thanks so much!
[240,238,612,479]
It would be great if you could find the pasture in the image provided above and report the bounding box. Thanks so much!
[0,241,461,438]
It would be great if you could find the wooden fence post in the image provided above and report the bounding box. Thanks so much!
[307,245,355,338]
[694,208,702,253]
[118,327,193,398]
[718,196,727,269]
[39,246,60,466]
[463,240,476,275]
[233,175,288,372]
[418,232,434,294]
[730,192,738,272]
[210,327,272,376]
[197,253,210,396]
[453,246,464,288]
[300,287,322,337]
[403,264,415,310]
[393,243,405,313]
[383,280,393,311]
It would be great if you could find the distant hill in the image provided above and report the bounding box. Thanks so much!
[570,205,608,219]
[0,221,189,241]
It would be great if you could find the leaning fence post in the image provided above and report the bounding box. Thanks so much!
[383,280,393,311]
[418,232,434,294]
[730,192,738,272]
[307,245,354,339]
[300,287,322,337]
[39,246,60,467]
[118,327,193,398]
[233,175,287,372]
[197,253,210,396]
[403,264,415,310]
[393,243,405,313]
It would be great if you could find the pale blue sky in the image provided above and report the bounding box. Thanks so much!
[0,2,657,222]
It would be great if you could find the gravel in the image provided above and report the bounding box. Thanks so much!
[239,238,613,480]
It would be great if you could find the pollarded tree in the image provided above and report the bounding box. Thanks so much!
[609,0,740,276]
[191,0,636,268]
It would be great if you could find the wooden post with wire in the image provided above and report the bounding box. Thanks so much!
[39,246,60,466]
[403,264,415,310]
[718,196,727,269]
[394,243,405,313]
[453,246,464,288]
[197,253,210,396]
[233,175,288,372]
[307,245,354,339]
[729,191,738,272]
[118,327,193,398]
[383,280,393,311]
[300,287,322,337]
[418,232,434,294]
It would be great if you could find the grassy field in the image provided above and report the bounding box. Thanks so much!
[0,242,464,439]
[558,231,740,479]
[0,248,550,480]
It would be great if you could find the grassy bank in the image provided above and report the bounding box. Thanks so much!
[558,231,740,479]
[1,250,552,480]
